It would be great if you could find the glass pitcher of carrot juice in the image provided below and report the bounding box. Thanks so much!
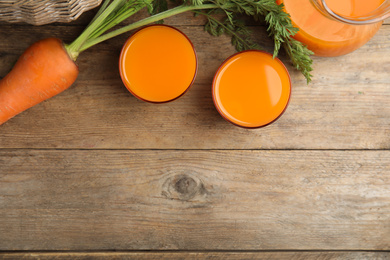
[277,0,390,56]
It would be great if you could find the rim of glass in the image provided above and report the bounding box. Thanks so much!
[310,0,390,25]
[212,50,292,129]
[119,24,198,104]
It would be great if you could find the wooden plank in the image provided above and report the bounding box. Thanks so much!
[1,251,390,260]
[1,150,389,250]
[0,24,389,149]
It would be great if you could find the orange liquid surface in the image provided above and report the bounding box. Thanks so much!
[119,25,197,103]
[326,0,385,18]
[278,0,383,56]
[213,51,291,128]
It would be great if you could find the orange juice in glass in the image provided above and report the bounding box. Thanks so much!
[119,25,197,103]
[212,50,291,129]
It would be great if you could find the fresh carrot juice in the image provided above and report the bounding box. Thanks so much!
[277,0,384,56]
[212,51,291,128]
[119,25,197,103]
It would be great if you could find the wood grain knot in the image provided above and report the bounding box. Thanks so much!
[162,173,207,201]
[174,176,197,195]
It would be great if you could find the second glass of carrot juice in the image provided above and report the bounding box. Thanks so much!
[212,50,291,129]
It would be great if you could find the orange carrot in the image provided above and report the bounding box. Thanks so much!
[0,0,155,126]
[0,38,78,125]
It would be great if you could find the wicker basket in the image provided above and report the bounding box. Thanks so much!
[0,0,102,25]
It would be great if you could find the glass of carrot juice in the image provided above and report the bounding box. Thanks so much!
[119,25,197,103]
[212,50,291,129]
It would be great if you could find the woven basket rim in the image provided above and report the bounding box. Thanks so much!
[0,0,102,25]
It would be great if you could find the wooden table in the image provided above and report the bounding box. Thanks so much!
[0,7,389,259]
